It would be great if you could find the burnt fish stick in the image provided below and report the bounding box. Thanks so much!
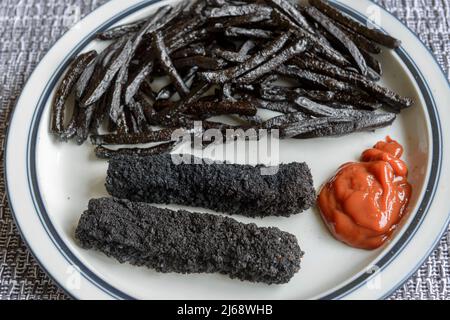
[106,154,315,217]
[75,198,303,284]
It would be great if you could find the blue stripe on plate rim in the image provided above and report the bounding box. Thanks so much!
[3,0,447,300]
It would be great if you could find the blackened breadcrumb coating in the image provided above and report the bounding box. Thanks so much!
[106,154,315,217]
[75,198,303,284]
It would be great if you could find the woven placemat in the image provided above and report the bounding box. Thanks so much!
[0,0,449,300]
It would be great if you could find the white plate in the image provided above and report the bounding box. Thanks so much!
[5,0,450,300]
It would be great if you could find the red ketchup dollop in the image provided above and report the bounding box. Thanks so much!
[317,137,412,250]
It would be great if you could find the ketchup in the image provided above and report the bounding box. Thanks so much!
[317,137,412,250]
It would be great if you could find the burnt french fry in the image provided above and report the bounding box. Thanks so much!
[360,49,382,76]
[156,3,190,30]
[282,111,396,139]
[51,50,97,135]
[305,7,368,76]
[100,38,129,69]
[180,0,206,16]
[199,32,290,83]
[168,28,209,53]
[128,110,142,134]
[239,39,256,55]
[90,91,110,134]
[260,73,279,86]
[336,22,382,54]
[82,40,133,107]
[124,61,154,105]
[294,96,341,117]
[280,117,331,138]
[291,112,396,139]
[292,54,382,84]
[289,57,408,108]
[234,82,258,93]
[135,92,157,124]
[90,128,176,145]
[219,13,273,28]
[301,90,383,110]
[154,98,258,118]
[207,4,273,18]
[173,56,227,70]
[237,114,263,126]
[259,85,295,101]
[307,35,351,69]
[357,78,413,110]
[166,17,206,44]
[263,112,309,129]
[267,0,314,33]
[311,16,382,56]
[277,65,354,92]
[171,44,206,59]
[290,58,409,109]
[310,0,401,48]
[165,6,208,45]
[116,112,129,134]
[154,83,210,127]
[293,96,380,118]
[155,66,198,101]
[95,142,175,159]
[294,96,383,118]
[74,59,97,101]
[237,39,308,83]
[110,76,125,125]
[96,3,175,41]
[190,100,258,116]
[222,82,235,100]
[284,117,352,138]
[59,102,81,141]
[213,40,255,63]
[96,19,146,40]
[74,51,103,101]
[324,102,354,109]
[213,48,250,63]
[260,85,382,110]
[225,27,273,39]
[128,98,149,131]
[154,30,190,97]
[201,120,254,133]
[365,68,382,82]
[352,111,397,131]
[257,99,299,113]
[140,80,156,100]
[292,54,352,78]
[76,102,98,145]
[152,100,178,112]
[271,8,351,68]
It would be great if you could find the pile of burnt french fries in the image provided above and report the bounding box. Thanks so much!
[51,0,413,159]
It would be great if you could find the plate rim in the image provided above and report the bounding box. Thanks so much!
[4,0,450,300]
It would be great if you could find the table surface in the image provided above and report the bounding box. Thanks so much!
[0,0,449,300]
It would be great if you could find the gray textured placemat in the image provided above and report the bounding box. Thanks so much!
[0,0,449,300]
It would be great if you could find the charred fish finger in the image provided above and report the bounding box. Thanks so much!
[106,154,315,217]
[75,197,303,284]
